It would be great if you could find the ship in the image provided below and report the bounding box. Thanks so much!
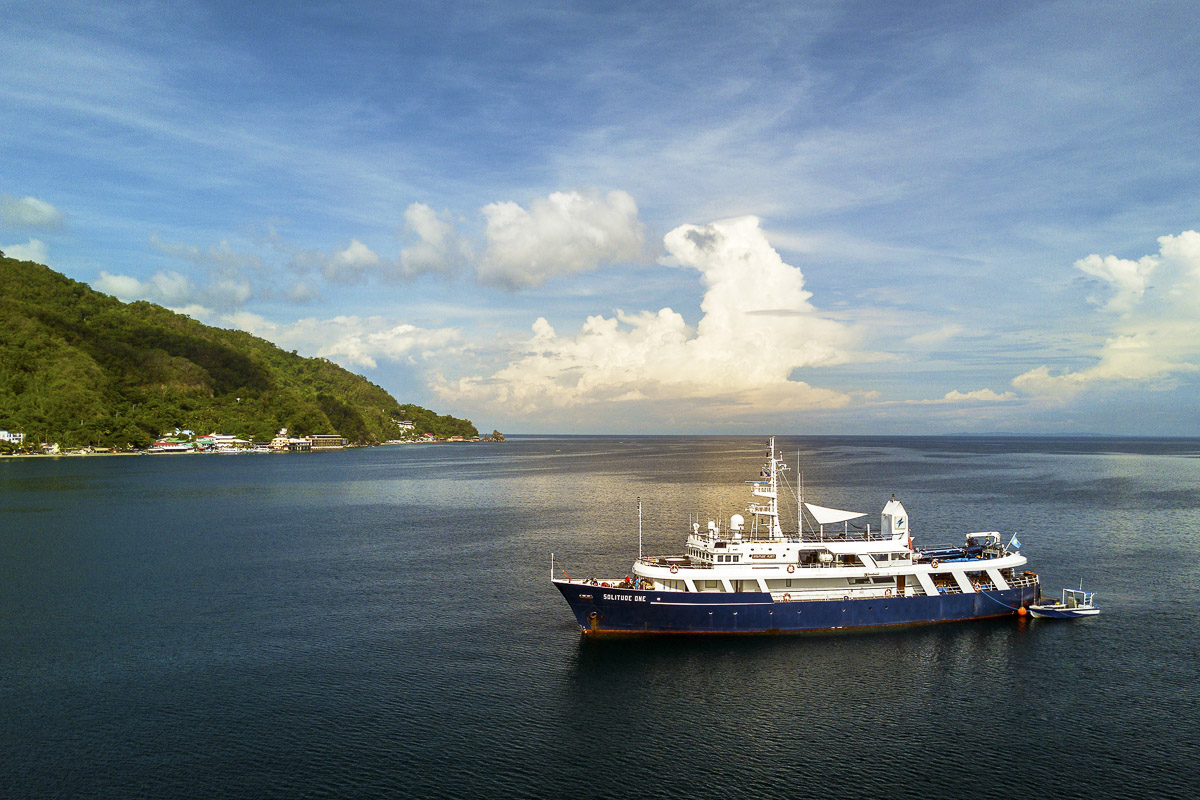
[552,437,1040,635]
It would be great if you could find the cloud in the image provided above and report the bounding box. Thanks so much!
[0,195,63,228]
[1013,230,1200,396]
[149,234,264,273]
[95,269,196,305]
[169,190,643,292]
[898,388,1018,405]
[2,237,49,263]
[436,216,860,419]
[396,202,471,278]
[906,324,964,348]
[1074,252,1156,312]
[220,312,463,370]
[477,190,646,288]
[94,268,252,310]
[323,238,381,281]
[284,280,321,303]
[268,233,373,285]
[274,216,463,285]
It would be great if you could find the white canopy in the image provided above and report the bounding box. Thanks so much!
[804,502,866,526]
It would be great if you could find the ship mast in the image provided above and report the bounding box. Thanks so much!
[748,436,787,539]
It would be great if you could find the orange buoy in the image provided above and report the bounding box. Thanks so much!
[1018,606,1027,616]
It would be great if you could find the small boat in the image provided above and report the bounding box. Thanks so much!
[1029,586,1099,619]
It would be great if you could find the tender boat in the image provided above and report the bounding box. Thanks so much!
[552,437,1040,635]
[1029,587,1099,619]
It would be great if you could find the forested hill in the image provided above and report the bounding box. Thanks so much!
[0,254,477,448]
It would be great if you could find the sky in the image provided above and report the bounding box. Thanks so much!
[2,0,1199,435]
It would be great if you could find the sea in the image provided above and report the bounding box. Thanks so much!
[2,435,1198,799]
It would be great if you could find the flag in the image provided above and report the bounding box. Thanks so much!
[1008,534,1022,550]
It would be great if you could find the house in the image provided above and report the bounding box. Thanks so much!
[0,430,26,445]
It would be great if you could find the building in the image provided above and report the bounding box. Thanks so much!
[0,430,26,445]
[197,432,248,451]
[270,428,292,451]
[394,419,415,431]
[307,434,346,450]
[148,438,194,453]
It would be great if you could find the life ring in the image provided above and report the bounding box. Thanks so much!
[884,588,892,597]
[931,559,939,568]
[670,564,679,574]
[787,564,795,574]
[782,593,791,602]
[601,582,609,587]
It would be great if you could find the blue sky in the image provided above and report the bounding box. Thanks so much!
[3,0,1199,434]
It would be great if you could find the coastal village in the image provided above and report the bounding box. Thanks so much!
[0,423,502,456]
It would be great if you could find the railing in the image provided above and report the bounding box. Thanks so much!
[639,556,714,570]
[771,587,909,602]
[767,573,1038,601]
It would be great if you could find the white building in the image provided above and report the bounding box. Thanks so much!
[0,430,26,445]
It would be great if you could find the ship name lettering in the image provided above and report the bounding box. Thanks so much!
[602,593,646,602]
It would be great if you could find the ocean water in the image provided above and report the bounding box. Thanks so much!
[2,436,1198,799]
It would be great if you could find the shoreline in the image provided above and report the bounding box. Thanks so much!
[0,440,495,459]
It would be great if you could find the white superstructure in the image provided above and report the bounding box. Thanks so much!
[615,437,1035,603]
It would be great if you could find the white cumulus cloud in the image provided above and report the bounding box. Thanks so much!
[899,388,1018,405]
[2,237,49,263]
[436,216,860,419]
[95,270,194,305]
[324,238,381,281]
[396,202,472,278]
[477,189,646,288]
[221,312,463,370]
[1074,252,1156,312]
[94,269,251,311]
[1014,230,1200,396]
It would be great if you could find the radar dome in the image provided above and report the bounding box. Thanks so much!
[730,514,745,531]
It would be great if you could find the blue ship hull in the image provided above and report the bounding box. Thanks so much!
[553,579,1040,635]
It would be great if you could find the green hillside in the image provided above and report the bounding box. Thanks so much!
[0,254,477,448]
